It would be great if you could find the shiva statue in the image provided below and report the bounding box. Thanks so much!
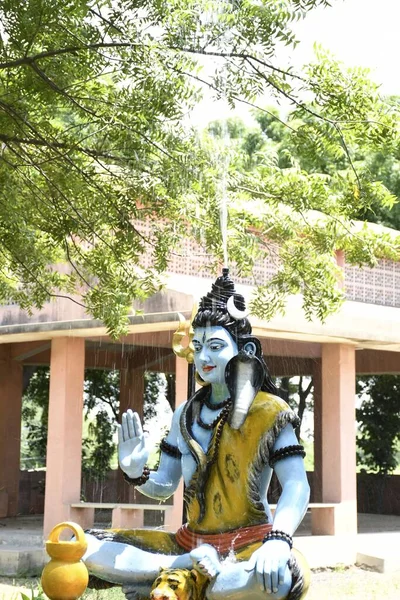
[83,269,310,600]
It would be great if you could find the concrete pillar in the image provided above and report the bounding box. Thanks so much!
[0,345,23,517]
[120,362,145,419]
[44,338,85,538]
[313,344,357,535]
[117,363,145,506]
[112,506,144,528]
[312,359,322,503]
[164,356,187,532]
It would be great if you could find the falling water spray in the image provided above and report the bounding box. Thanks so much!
[219,118,229,270]
[219,72,230,271]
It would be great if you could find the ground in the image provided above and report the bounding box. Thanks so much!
[1,566,400,600]
[309,566,400,599]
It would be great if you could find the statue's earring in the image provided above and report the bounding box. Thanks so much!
[243,341,257,356]
[195,371,210,387]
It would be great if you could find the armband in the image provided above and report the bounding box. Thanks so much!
[160,437,182,459]
[269,444,305,467]
[123,465,150,486]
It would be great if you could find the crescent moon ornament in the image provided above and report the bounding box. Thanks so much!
[227,295,249,320]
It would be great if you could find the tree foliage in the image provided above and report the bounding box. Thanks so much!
[21,366,171,478]
[249,98,400,230]
[275,375,313,442]
[1,1,400,336]
[356,376,400,474]
[21,367,50,470]
[205,90,399,320]
[206,113,400,473]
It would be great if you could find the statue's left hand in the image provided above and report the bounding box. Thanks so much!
[245,539,291,594]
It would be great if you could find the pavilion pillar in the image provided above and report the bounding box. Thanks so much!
[164,356,187,531]
[313,344,357,535]
[0,345,23,517]
[44,338,85,538]
[117,362,145,505]
[312,359,322,502]
[120,361,145,420]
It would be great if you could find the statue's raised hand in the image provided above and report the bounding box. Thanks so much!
[118,410,149,479]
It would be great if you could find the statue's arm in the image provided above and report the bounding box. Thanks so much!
[270,423,310,534]
[119,405,184,501]
[246,423,309,594]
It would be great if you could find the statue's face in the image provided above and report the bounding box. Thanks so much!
[193,326,238,385]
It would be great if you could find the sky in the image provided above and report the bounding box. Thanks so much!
[291,0,400,92]
[190,0,400,126]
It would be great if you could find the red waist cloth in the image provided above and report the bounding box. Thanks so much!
[175,522,272,554]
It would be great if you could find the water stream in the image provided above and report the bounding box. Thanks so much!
[219,116,230,269]
[216,59,232,271]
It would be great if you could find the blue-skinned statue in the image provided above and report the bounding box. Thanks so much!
[83,270,310,600]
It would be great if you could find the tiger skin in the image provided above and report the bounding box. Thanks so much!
[150,567,209,600]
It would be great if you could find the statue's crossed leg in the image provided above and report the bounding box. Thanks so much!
[84,532,309,600]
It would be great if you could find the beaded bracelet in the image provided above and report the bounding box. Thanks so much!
[263,529,293,550]
[123,465,151,486]
[268,444,305,468]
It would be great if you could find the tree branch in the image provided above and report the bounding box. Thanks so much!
[0,132,131,162]
[29,61,97,116]
[169,46,307,83]
[88,8,124,35]
[168,65,298,134]
[0,42,139,70]
[0,242,86,309]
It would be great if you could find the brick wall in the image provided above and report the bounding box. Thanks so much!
[139,221,400,308]
[345,258,400,308]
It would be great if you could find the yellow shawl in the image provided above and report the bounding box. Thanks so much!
[180,390,298,534]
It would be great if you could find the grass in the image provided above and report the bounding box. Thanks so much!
[0,582,44,600]
[0,580,125,600]
[82,589,124,600]
[2,566,400,600]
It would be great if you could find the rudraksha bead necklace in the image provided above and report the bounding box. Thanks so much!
[197,399,232,430]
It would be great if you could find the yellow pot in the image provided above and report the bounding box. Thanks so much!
[41,522,89,600]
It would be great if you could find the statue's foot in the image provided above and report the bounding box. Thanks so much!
[190,544,221,579]
[123,583,148,600]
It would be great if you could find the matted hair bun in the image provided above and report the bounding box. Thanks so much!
[198,268,246,311]
[193,268,251,337]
